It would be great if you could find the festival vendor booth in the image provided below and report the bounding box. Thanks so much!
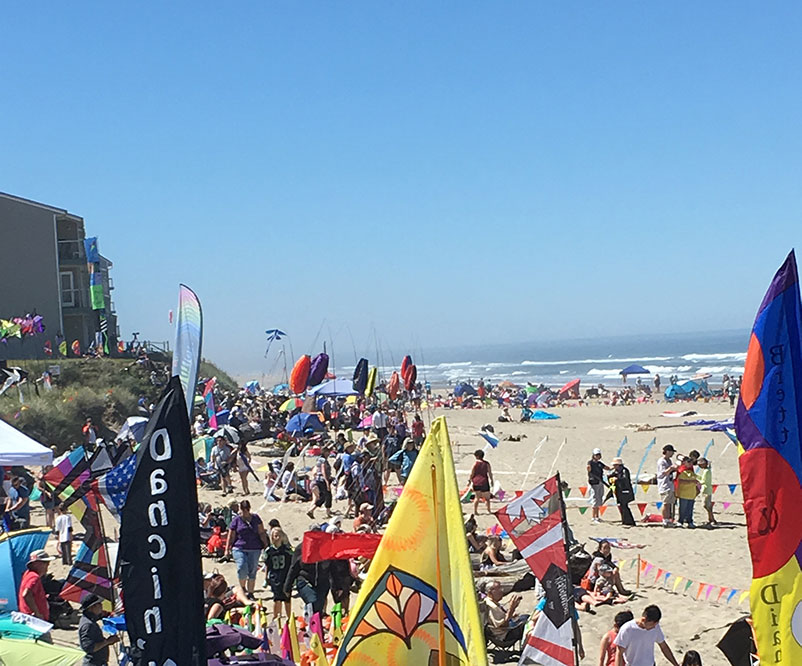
[0,418,54,468]
[619,364,650,382]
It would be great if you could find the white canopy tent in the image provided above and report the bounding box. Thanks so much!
[0,418,54,467]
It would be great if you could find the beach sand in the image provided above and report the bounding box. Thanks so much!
[46,399,748,664]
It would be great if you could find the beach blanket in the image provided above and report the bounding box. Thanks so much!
[532,410,560,420]
[590,537,646,549]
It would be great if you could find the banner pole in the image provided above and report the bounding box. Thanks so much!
[431,463,447,666]
[556,472,580,666]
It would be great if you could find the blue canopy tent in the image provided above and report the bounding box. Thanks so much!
[0,528,51,612]
[454,383,478,398]
[308,378,358,397]
[664,379,711,401]
[620,364,650,376]
[285,413,325,434]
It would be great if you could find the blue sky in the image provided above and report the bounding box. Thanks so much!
[3,3,801,373]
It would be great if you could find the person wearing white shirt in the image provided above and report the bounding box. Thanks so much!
[614,605,679,666]
[371,409,388,440]
[656,444,678,526]
[55,504,73,565]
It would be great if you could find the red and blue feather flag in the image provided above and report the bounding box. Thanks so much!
[735,249,802,664]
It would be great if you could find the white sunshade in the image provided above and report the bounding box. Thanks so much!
[0,418,54,467]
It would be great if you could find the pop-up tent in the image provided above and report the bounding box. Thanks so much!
[308,378,358,397]
[558,378,581,398]
[0,419,53,467]
[620,364,650,376]
[0,527,51,612]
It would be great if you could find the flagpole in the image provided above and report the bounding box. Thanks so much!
[92,490,123,660]
[556,472,580,666]
[430,463,447,666]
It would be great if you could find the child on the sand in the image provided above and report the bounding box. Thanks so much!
[599,610,634,666]
[696,458,717,526]
[676,450,700,528]
[682,650,702,665]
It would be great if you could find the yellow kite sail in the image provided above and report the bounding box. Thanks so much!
[333,416,487,666]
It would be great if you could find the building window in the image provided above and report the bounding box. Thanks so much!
[60,271,75,306]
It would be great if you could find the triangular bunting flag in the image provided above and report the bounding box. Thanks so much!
[727,589,738,603]
[578,506,588,515]
[684,580,693,593]
[578,486,588,497]
[640,484,651,494]
[723,502,731,510]
[629,559,637,569]
[728,484,737,494]
[717,587,728,602]
[712,484,719,493]
[655,501,663,510]
[705,585,714,601]
[644,563,653,577]
[673,576,684,593]
[636,503,647,515]
[619,560,628,568]
[599,506,608,516]
[563,486,571,497]
[640,559,648,572]
[739,590,750,604]
[514,490,523,498]
[696,583,705,600]
[654,568,664,583]
[664,572,671,584]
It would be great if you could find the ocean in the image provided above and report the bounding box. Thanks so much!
[335,329,749,389]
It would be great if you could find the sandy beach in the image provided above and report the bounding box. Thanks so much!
[41,398,746,664]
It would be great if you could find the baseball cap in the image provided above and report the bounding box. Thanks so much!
[80,593,104,610]
[592,448,602,455]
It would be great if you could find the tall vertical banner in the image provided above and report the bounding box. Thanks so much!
[736,250,802,666]
[496,475,576,666]
[118,376,206,664]
[203,378,218,430]
[334,417,487,665]
[171,284,203,420]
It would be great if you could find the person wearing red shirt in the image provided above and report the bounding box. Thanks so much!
[19,549,55,621]
[411,414,425,448]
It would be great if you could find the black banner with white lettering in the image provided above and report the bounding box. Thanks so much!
[119,376,205,665]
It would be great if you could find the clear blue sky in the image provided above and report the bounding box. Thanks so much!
[3,3,801,374]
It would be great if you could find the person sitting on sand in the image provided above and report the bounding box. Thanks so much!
[498,407,513,423]
[593,564,631,605]
[481,536,507,569]
[520,406,532,422]
[478,580,528,644]
[464,515,488,553]
[587,540,632,595]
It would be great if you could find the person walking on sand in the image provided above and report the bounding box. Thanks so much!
[615,605,680,666]
[587,448,610,524]
[599,610,634,666]
[466,449,494,515]
[657,445,678,526]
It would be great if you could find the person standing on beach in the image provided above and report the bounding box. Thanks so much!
[467,449,494,515]
[657,445,678,526]
[608,458,636,526]
[696,458,717,526]
[587,448,610,524]
[614,605,680,666]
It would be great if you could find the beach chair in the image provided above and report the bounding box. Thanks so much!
[484,621,525,664]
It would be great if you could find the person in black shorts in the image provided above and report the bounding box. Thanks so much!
[587,448,610,524]
[261,527,293,619]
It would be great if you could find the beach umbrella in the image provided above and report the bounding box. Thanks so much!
[279,397,303,412]
[357,416,373,430]
[307,353,330,388]
[619,364,650,375]
[285,413,324,434]
[352,358,368,394]
[289,354,311,394]
[214,425,240,444]
[271,383,289,394]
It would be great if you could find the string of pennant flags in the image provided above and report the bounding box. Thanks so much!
[573,483,743,496]
[620,556,751,607]
[568,500,743,517]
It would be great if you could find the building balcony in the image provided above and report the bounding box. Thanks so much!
[57,240,86,266]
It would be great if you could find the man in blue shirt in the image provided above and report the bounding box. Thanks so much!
[6,476,30,530]
[389,439,419,485]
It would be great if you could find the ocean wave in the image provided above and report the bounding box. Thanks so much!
[437,361,472,368]
[681,352,746,362]
[521,356,673,366]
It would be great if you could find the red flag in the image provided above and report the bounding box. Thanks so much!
[495,476,575,666]
[302,531,382,563]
